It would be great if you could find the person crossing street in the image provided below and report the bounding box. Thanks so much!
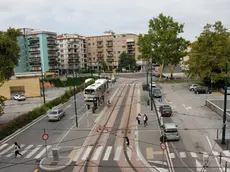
[14,142,22,158]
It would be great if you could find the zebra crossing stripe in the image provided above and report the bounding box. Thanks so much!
[180,152,186,158]
[73,147,84,161]
[82,146,92,160]
[212,151,219,156]
[169,153,175,158]
[223,150,230,157]
[6,144,25,157]
[103,146,112,160]
[34,146,51,159]
[92,146,103,161]
[114,146,122,161]
[21,145,34,155]
[127,148,132,160]
[0,144,8,151]
[190,152,198,158]
[25,145,42,158]
[0,145,14,155]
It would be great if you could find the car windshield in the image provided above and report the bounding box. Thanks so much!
[154,90,161,94]
[165,129,178,133]
[163,106,171,111]
[85,89,95,95]
[49,111,58,115]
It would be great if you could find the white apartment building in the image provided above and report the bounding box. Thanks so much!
[57,34,86,75]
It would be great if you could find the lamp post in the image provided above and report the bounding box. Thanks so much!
[73,61,79,128]
[150,60,153,111]
[221,63,228,144]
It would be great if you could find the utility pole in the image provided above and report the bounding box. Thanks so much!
[222,63,228,144]
[41,66,46,104]
[73,61,78,128]
[150,60,153,111]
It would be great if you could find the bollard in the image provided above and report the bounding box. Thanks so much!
[225,161,227,172]
[219,152,222,164]
[92,107,95,114]
[52,148,59,162]
[147,100,150,106]
[217,129,219,139]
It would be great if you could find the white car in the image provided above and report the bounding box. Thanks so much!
[189,84,200,91]
[47,109,65,121]
[13,94,26,101]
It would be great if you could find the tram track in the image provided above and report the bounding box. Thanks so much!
[83,80,137,172]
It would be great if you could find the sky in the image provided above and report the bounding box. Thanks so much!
[1,0,230,41]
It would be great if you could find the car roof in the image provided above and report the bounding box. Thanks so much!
[164,123,177,128]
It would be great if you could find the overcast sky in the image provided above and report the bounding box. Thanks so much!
[1,0,230,41]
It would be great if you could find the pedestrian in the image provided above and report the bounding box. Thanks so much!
[14,142,22,158]
[125,136,130,147]
[143,114,148,127]
[136,113,141,126]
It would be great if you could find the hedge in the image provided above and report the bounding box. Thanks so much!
[0,81,92,141]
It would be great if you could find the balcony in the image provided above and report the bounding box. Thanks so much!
[47,36,56,41]
[97,49,103,53]
[31,66,41,71]
[127,45,135,50]
[68,51,78,55]
[28,37,39,41]
[97,40,103,43]
[29,61,41,66]
[29,43,40,48]
[29,48,40,53]
[106,39,113,42]
[48,47,57,51]
[106,48,113,52]
[68,59,79,64]
[107,58,114,63]
[47,41,57,45]
[97,53,104,58]
[49,60,58,65]
[107,53,113,57]
[127,41,135,45]
[97,44,103,48]
[106,43,113,47]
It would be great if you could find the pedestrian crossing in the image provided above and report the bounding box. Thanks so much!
[1,143,230,163]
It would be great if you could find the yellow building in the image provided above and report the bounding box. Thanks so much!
[0,78,41,99]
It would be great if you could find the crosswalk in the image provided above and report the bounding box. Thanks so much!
[1,143,230,163]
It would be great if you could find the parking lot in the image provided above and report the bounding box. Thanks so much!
[0,88,68,124]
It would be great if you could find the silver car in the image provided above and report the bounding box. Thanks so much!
[163,123,179,141]
[47,109,65,121]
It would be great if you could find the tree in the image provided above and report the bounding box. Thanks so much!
[118,52,136,71]
[0,27,21,115]
[100,61,108,72]
[185,21,230,84]
[148,13,190,79]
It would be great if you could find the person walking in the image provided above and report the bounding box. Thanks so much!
[143,114,148,127]
[136,113,141,126]
[14,142,22,158]
[125,136,130,147]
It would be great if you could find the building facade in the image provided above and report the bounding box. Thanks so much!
[56,34,86,75]
[86,31,141,71]
[15,28,59,74]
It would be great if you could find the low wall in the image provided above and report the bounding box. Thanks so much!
[206,100,230,121]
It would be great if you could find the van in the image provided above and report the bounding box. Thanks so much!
[163,123,179,141]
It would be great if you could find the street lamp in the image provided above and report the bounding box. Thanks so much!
[41,66,46,104]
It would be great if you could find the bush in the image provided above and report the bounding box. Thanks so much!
[0,82,88,141]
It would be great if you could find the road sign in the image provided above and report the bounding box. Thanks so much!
[160,142,166,150]
[42,134,49,141]
[158,98,162,103]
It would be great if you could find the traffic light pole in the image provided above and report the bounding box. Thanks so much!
[221,63,228,144]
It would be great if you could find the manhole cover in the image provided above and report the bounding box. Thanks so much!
[50,162,58,166]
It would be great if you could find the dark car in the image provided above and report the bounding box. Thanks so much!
[194,86,212,94]
[159,105,172,117]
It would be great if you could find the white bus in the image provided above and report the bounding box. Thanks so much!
[84,79,108,102]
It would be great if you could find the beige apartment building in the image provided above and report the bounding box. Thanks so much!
[86,31,141,70]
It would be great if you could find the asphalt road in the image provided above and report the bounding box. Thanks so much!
[158,83,230,172]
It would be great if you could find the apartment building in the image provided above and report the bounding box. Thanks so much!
[56,34,86,75]
[86,31,141,70]
[15,28,59,74]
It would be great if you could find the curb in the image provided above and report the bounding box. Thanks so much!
[39,157,73,171]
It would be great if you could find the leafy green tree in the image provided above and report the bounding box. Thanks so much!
[148,13,190,79]
[100,61,108,72]
[0,27,21,115]
[118,52,136,71]
[185,21,230,83]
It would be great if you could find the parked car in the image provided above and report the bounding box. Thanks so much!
[153,88,162,98]
[189,84,200,91]
[148,82,156,91]
[194,86,212,94]
[47,109,65,121]
[159,105,172,117]
[163,123,179,141]
[13,94,26,101]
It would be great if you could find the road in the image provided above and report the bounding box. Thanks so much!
[0,79,123,172]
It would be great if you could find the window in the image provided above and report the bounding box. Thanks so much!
[88,43,91,45]
[61,60,64,62]
[60,49,63,52]
[74,45,77,48]
[60,44,63,47]
[74,49,77,52]
[114,51,116,54]
[61,55,64,57]
[88,53,91,55]
[93,58,95,60]
[122,46,126,48]
[92,43,94,45]
[118,51,120,53]
[68,45,71,48]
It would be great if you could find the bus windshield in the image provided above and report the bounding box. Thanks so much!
[85,89,95,95]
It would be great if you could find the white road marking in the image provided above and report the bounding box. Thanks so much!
[65,104,71,109]
[169,153,175,158]
[114,146,122,161]
[0,144,8,151]
[179,152,186,158]
[21,145,34,155]
[73,147,84,161]
[92,146,103,160]
[164,99,172,104]
[127,148,132,160]
[190,152,198,158]
[212,151,219,156]
[34,145,51,159]
[5,144,25,157]
[25,145,42,158]
[148,161,167,166]
[223,150,230,157]
[82,146,92,160]
[0,145,14,155]
[206,136,223,172]
[103,146,112,160]
[195,159,203,171]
